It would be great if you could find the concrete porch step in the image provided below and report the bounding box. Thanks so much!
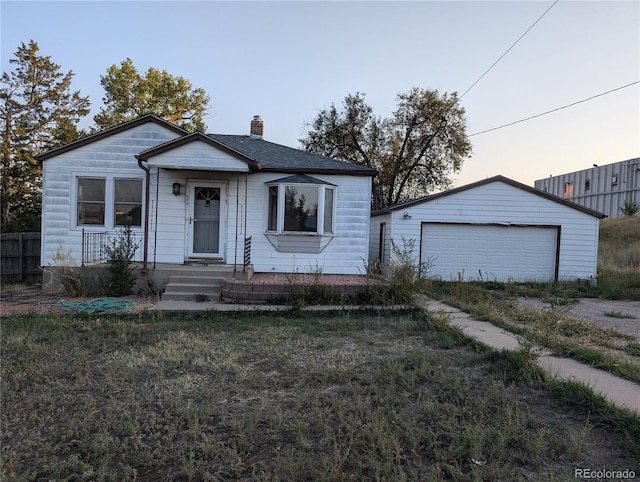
[162,275,227,302]
[158,266,236,278]
[161,290,221,302]
[166,276,225,287]
[155,263,248,302]
[164,283,223,295]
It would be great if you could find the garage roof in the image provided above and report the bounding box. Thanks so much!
[372,175,606,219]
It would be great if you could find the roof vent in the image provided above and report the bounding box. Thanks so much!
[250,115,264,139]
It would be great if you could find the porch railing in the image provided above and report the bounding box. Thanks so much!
[243,236,251,270]
[82,229,144,266]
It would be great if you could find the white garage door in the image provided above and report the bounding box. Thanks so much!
[421,223,558,282]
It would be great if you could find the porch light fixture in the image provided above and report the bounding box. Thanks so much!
[172,182,181,196]
[403,211,412,219]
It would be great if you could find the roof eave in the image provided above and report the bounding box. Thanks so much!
[135,132,262,171]
[376,175,606,219]
[260,166,377,177]
[36,114,188,161]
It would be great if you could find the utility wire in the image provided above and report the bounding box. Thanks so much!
[460,0,559,100]
[468,81,640,137]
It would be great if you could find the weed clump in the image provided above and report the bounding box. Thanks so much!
[104,225,139,296]
[52,226,139,297]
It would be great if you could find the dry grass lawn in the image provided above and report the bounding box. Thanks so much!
[2,309,638,481]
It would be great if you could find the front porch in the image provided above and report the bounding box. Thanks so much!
[80,229,253,302]
[145,262,252,302]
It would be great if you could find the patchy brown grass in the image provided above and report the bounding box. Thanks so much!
[599,216,640,270]
[2,309,638,481]
[598,217,640,299]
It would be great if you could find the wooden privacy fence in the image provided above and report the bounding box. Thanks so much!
[1,232,41,283]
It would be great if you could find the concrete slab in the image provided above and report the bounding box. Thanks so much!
[420,299,462,314]
[450,317,524,351]
[147,300,220,312]
[147,301,411,313]
[538,356,640,414]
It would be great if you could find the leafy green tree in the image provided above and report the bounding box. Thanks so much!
[94,58,210,132]
[300,88,472,210]
[620,200,640,217]
[1,40,90,232]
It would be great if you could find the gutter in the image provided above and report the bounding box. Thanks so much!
[137,158,150,272]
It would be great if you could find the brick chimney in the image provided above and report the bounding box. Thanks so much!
[250,115,264,139]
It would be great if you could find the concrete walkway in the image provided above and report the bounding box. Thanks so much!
[146,297,640,415]
[420,297,640,415]
[147,300,288,312]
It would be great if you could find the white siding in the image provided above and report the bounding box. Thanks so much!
[369,214,391,269]
[43,123,373,277]
[149,170,245,265]
[41,123,183,269]
[149,171,372,274]
[242,173,371,275]
[379,181,600,281]
[146,141,250,171]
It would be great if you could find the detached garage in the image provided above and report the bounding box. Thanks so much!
[370,176,605,283]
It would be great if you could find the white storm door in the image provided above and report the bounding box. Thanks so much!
[188,182,225,258]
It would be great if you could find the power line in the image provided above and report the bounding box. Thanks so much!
[460,0,559,100]
[468,81,640,137]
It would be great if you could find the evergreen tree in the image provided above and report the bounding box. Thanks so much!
[1,40,90,232]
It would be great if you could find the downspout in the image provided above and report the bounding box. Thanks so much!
[154,168,160,268]
[244,172,248,248]
[137,158,150,272]
[234,172,239,273]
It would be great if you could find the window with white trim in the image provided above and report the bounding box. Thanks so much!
[76,176,143,228]
[77,178,106,225]
[114,179,143,226]
[266,176,335,235]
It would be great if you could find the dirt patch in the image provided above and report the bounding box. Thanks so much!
[0,285,155,317]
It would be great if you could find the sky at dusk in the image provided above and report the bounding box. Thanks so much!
[2,0,638,189]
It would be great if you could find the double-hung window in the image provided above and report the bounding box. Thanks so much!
[77,178,106,225]
[266,175,336,236]
[76,175,143,228]
[114,179,143,227]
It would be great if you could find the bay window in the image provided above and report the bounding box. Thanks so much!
[266,175,336,236]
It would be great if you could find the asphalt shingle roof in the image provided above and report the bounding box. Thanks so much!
[208,134,376,175]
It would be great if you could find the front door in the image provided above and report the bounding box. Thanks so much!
[188,182,225,258]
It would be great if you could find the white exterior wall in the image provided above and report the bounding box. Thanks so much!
[379,181,600,280]
[148,169,249,266]
[146,141,250,171]
[147,169,371,274]
[368,213,391,268]
[41,123,183,268]
[42,124,372,277]
[244,173,372,274]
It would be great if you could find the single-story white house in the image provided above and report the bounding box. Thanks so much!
[370,175,606,283]
[38,115,376,290]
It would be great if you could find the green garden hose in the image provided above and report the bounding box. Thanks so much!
[38,297,138,314]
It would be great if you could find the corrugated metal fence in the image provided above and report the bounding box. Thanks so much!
[1,232,41,283]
